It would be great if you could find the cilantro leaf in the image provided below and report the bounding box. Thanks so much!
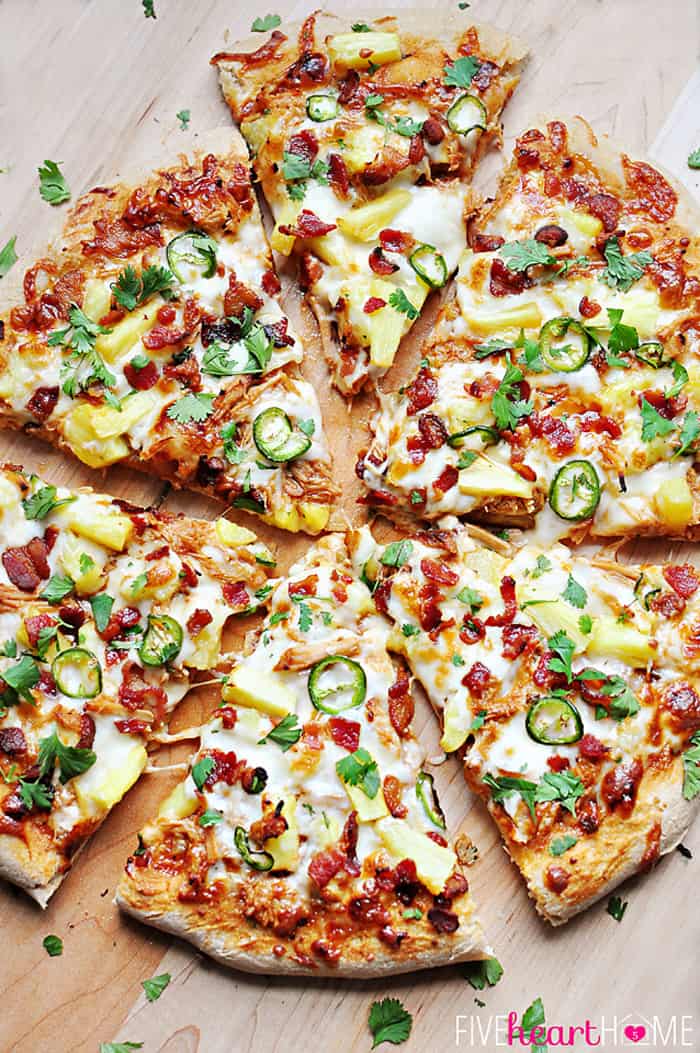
[142,0,155,16]
[682,731,700,800]
[1,655,40,701]
[674,410,700,457]
[0,235,18,279]
[401,624,420,637]
[43,934,63,957]
[21,484,75,521]
[534,770,584,814]
[388,288,419,320]
[176,109,191,130]
[52,306,116,397]
[297,602,313,633]
[19,778,53,810]
[298,418,315,436]
[142,972,171,1002]
[463,956,504,990]
[640,397,676,442]
[688,149,700,170]
[40,574,75,605]
[474,337,512,360]
[500,239,555,273]
[602,237,652,292]
[100,1044,143,1053]
[457,586,483,612]
[191,755,215,790]
[578,614,592,634]
[604,307,639,367]
[167,392,215,424]
[666,359,688,400]
[549,834,578,857]
[491,358,533,431]
[443,56,480,88]
[483,773,538,820]
[607,895,628,922]
[530,555,552,578]
[38,160,71,205]
[380,539,413,568]
[562,574,586,610]
[252,14,281,31]
[89,593,114,633]
[352,22,371,31]
[336,748,380,798]
[368,997,412,1048]
[198,809,223,827]
[547,631,575,682]
[38,731,96,783]
[258,714,302,752]
[221,422,247,463]
[112,264,175,311]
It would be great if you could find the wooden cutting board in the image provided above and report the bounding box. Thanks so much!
[0,2,699,1051]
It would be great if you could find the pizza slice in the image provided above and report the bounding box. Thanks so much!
[117,531,488,975]
[357,116,700,541]
[0,129,336,535]
[0,464,274,905]
[363,520,700,923]
[213,11,526,394]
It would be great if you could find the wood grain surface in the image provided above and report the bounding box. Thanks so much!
[0,2,699,1051]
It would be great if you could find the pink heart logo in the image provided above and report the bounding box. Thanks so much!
[624,1025,647,1043]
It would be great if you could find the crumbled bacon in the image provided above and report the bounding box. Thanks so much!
[2,537,51,591]
[422,116,445,145]
[579,411,622,438]
[534,224,568,247]
[417,412,448,449]
[124,359,159,389]
[329,717,360,752]
[405,367,437,415]
[578,733,609,761]
[470,231,505,253]
[547,755,570,773]
[529,413,576,455]
[0,727,27,755]
[368,247,398,276]
[586,192,622,232]
[118,662,167,719]
[462,661,492,698]
[379,229,415,255]
[579,295,601,319]
[489,257,532,297]
[434,465,459,493]
[420,558,458,587]
[76,713,96,750]
[484,576,517,627]
[427,907,459,933]
[187,609,213,636]
[382,774,408,818]
[601,758,643,814]
[663,564,700,598]
[388,667,414,738]
[501,623,539,659]
[288,574,317,598]
[24,613,55,648]
[261,269,282,296]
[662,682,700,732]
[278,210,336,238]
[223,581,251,609]
[577,795,600,834]
[327,153,350,197]
[26,386,59,422]
[142,325,188,350]
[115,718,151,735]
[308,848,345,889]
[363,296,386,314]
[223,274,264,318]
[460,616,485,645]
[287,129,319,163]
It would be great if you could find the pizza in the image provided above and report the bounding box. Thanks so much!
[213,11,526,394]
[0,128,336,536]
[360,519,700,923]
[357,117,700,542]
[0,464,274,905]
[116,531,488,975]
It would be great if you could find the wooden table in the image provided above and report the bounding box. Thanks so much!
[1,2,699,1050]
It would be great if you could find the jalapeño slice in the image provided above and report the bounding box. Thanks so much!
[539,317,591,372]
[52,647,102,699]
[416,770,446,829]
[166,230,218,283]
[526,696,583,745]
[447,425,500,449]
[409,244,448,290]
[308,655,367,714]
[634,341,667,369]
[446,93,487,135]
[252,407,312,463]
[306,94,339,122]
[139,614,183,667]
[234,826,274,871]
[548,459,601,521]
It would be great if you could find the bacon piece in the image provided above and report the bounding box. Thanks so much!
[278,210,336,238]
[663,564,700,598]
[434,465,459,493]
[484,576,517,627]
[427,907,459,933]
[82,214,162,258]
[223,581,250,610]
[26,386,59,421]
[662,682,700,732]
[622,156,677,222]
[187,609,213,636]
[327,153,350,197]
[529,413,576,455]
[228,162,254,207]
[471,231,505,253]
[501,623,539,659]
[545,865,569,893]
[601,758,643,814]
[124,359,159,389]
[329,717,361,753]
[418,581,443,633]
[586,192,622,232]
[579,411,622,439]
[308,848,345,889]
[0,727,27,754]
[408,135,425,165]
[547,755,570,773]
[388,667,414,738]
[640,388,686,420]
[298,251,323,290]
[460,616,485,645]
[261,269,281,296]
[462,661,491,698]
[417,412,448,449]
[534,224,568,248]
[287,129,319,164]
[379,229,415,255]
[223,275,264,318]
[279,50,328,89]
[489,257,531,297]
[577,795,600,834]
[218,707,237,731]
[76,713,96,750]
[2,537,51,592]
[578,733,608,761]
[405,367,437,415]
[118,662,167,719]
[115,718,150,735]
[579,295,601,319]
[250,804,288,844]
[24,613,55,648]
[382,774,408,818]
[288,574,317,598]
[421,558,458,587]
[363,296,386,314]
[142,325,189,350]
[422,117,445,145]
[368,247,398,275]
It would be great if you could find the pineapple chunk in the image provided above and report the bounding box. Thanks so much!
[300,502,330,534]
[344,781,389,822]
[241,114,274,156]
[336,188,411,242]
[342,124,386,174]
[95,301,160,362]
[446,396,494,432]
[59,534,106,595]
[654,476,693,530]
[462,301,542,335]
[519,594,590,652]
[271,199,302,255]
[188,610,227,670]
[66,505,134,551]
[75,743,147,814]
[222,666,296,717]
[82,278,111,323]
[215,518,258,547]
[0,475,20,511]
[462,547,507,586]
[63,404,130,468]
[159,780,200,820]
[560,207,602,240]
[327,31,402,70]
[267,798,300,872]
[262,503,301,532]
[440,695,471,752]
[308,228,350,268]
[587,617,654,666]
[458,459,534,500]
[88,390,159,440]
[376,817,457,895]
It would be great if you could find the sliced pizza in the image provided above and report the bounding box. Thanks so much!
[0,129,335,535]
[0,464,274,905]
[357,117,700,542]
[213,11,526,394]
[117,531,488,975]
[361,519,700,923]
